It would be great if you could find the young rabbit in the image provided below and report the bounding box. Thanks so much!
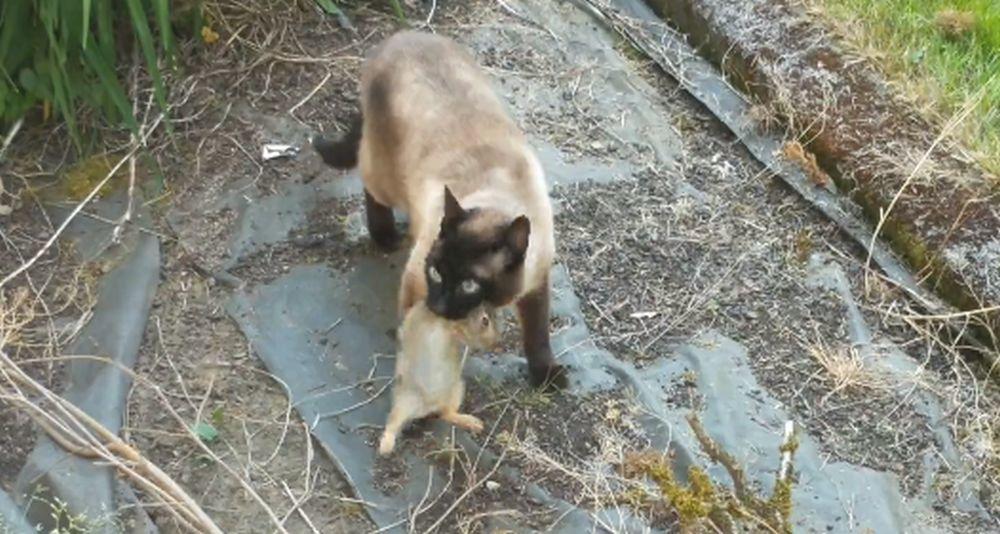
[378,302,498,455]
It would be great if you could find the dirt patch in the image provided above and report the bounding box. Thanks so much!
[0,173,99,491]
[125,242,370,532]
[553,121,933,497]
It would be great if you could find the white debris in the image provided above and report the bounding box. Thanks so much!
[262,144,300,161]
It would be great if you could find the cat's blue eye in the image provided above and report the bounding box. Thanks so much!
[428,265,443,283]
[461,279,480,294]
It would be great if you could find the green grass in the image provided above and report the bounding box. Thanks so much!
[0,0,182,153]
[815,0,1000,178]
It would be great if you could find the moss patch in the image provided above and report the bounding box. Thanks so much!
[619,414,797,533]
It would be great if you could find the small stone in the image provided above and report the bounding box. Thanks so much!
[486,480,500,491]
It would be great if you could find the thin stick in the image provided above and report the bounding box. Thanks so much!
[112,60,145,244]
[2,353,290,533]
[0,118,23,163]
[425,0,437,25]
[424,414,520,533]
[280,480,320,534]
[311,377,392,428]
[778,421,794,482]
[289,70,333,116]
[0,350,222,533]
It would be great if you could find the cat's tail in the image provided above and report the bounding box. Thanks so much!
[312,113,362,169]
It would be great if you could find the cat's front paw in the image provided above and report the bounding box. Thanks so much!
[529,362,568,391]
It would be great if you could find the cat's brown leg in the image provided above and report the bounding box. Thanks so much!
[397,240,430,317]
[516,276,568,389]
[364,189,400,250]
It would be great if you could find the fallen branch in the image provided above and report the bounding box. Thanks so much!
[3,353,292,534]
[686,413,796,534]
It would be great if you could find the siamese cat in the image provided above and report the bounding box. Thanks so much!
[314,31,566,388]
[378,302,497,456]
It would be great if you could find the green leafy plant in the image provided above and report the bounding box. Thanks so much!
[314,0,407,23]
[193,421,219,443]
[0,0,180,152]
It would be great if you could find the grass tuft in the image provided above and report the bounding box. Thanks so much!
[807,341,887,402]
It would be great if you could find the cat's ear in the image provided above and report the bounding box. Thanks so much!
[505,215,531,257]
[441,186,465,230]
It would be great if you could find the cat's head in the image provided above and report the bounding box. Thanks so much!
[425,186,530,320]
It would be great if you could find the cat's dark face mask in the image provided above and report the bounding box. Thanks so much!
[424,186,529,320]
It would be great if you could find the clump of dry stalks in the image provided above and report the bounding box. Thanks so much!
[781,140,830,188]
[806,339,887,404]
[934,9,977,41]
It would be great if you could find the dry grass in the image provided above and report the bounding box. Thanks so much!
[935,9,978,41]
[807,341,886,402]
[781,140,830,188]
[0,270,224,532]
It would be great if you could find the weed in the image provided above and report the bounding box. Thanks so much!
[18,485,125,533]
[620,416,799,533]
[793,229,814,265]
[621,450,714,528]
[807,341,886,402]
